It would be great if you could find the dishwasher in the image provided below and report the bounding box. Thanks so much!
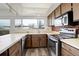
[21,35,27,55]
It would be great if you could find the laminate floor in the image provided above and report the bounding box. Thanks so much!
[25,48,49,56]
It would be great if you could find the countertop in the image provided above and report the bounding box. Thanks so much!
[61,38,79,50]
[15,31,60,35]
[0,31,60,54]
[0,34,26,54]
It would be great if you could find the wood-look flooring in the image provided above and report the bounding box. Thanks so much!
[25,48,49,56]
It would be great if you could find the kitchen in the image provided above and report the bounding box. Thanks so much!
[0,3,79,56]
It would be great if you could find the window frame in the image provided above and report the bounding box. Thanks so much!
[14,18,45,29]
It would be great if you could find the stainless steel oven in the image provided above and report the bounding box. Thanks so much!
[48,28,78,56]
[48,35,61,56]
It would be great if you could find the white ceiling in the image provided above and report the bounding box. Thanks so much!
[0,3,60,17]
[0,3,17,16]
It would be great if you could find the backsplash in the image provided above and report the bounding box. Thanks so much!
[11,27,52,33]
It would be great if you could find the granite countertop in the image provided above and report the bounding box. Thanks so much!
[13,31,60,35]
[0,34,26,54]
[61,38,79,49]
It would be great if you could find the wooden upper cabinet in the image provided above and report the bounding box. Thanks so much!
[47,16,50,26]
[73,3,79,21]
[51,12,55,20]
[55,5,61,18]
[47,14,52,26]
[61,3,72,14]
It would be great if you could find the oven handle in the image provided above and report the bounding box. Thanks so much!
[49,38,58,42]
[56,42,58,56]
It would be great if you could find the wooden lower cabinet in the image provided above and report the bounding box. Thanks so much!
[32,35,40,48]
[0,40,22,56]
[9,40,21,56]
[0,50,8,56]
[32,34,47,48]
[39,34,47,47]
[25,34,47,48]
[61,42,79,56]
[25,35,32,48]
[61,48,73,56]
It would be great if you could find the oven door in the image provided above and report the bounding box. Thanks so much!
[48,39,57,56]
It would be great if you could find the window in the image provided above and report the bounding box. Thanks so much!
[23,19,38,29]
[23,19,45,29]
[15,19,45,29]
[15,19,21,27]
[0,19,10,29]
[0,19,10,35]
[37,19,44,29]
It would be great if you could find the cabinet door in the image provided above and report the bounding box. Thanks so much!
[10,48,19,56]
[9,41,21,56]
[55,5,61,18]
[25,35,32,48]
[39,34,47,47]
[73,3,79,21]
[52,12,55,20]
[32,35,40,48]
[0,50,8,56]
[51,12,55,25]
[18,40,21,56]
[62,42,79,56]
[61,48,73,56]
[48,13,52,26]
[61,3,72,14]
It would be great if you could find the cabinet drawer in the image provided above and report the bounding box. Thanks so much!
[9,41,20,55]
[62,42,79,55]
[62,48,73,56]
